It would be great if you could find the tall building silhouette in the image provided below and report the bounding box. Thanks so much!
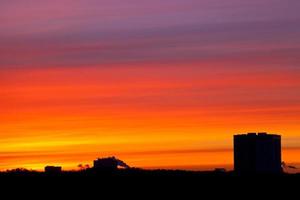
[234,132,282,173]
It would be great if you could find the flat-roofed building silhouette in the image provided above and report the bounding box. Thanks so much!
[45,166,62,173]
[234,132,282,173]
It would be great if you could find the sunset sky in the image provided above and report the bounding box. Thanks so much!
[1,0,300,171]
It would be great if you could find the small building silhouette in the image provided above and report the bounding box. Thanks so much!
[93,156,129,170]
[234,132,282,174]
[45,166,62,173]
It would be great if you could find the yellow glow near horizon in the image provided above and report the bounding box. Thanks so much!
[1,64,300,171]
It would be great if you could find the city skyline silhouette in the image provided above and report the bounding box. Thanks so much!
[0,132,298,174]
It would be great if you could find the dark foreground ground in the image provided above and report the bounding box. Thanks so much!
[0,169,299,198]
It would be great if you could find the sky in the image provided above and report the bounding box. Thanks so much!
[1,0,300,171]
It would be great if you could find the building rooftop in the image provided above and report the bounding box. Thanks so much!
[234,132,280,138]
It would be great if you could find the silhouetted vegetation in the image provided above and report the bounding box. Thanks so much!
[1,167,299,178]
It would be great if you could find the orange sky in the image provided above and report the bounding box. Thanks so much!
[1,63,300,171]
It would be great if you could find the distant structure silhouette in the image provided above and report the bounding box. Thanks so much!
[45,166,62,173]
[234,132,282,174]
[93,156,130,170]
